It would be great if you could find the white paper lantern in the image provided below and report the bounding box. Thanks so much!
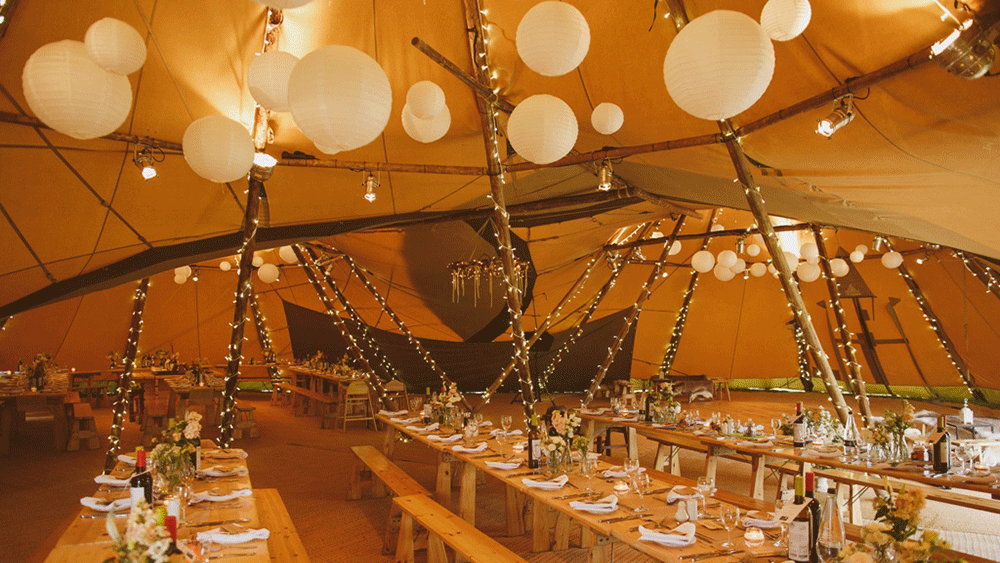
[591,103,624,135]
[288,45,392,152]
[760,0,812,42]
[718,250,738,269]
[881,251,904,269]
[251,0,314,9]
[173,274,187,285]
[22,40,133,140]
[855,244,868,255]
[713,263,736,281]
[258,263,280,283]
[405,81,445,119]
[84,18,146,75]
[174,266,192,278]
[252,254,265,268]
[746,243,761,257]
[516,1,590,77]
[248,51,298,112]
[730,258,747,274]
[401,103,451,143]
[830,258,850,278]
[692,250,715,273]
[182,116,254,183]
[797,262,820,282]
[507,94,578,165]
[850,250,865,264]
[668,240,682,256]
[314,143,341,156]
[278,245,298,264]
[711,224,725,232]
[768,264,778,276]
[219,261,232,272]
[783,251,799,268]
[800,242,819,263]
[663,10,775,120]
[750,262,767,277]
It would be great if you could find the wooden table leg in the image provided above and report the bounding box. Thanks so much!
[627,427,638,460]
[459,461,476,526]
[383,425,398,458]
[704,450,719,482]
[848,483,862,524]
[395,512,414,563]
[581,527,595,548]
[589,535,611,563]
[505,486,525,536]
[750,454,765,500]
[531,497,549,552]
[554,512,571,550]
[435,452,452,508]
[653,442,669,471]
[428,533,447,563]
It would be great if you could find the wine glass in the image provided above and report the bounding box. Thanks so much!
[632,473,650,512]
[624,457,640,490]
[501,415,512,434]
[473,413,484,427]
[771,418,781,438]
[719,505,740,548]
[773,498,787,547]
[497,431,508,460]
[581,455,596,493]
[696,476,712,516]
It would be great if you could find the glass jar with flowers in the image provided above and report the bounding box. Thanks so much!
[150,411,202,497]
[542,407,583,475]
[105,499,175,563]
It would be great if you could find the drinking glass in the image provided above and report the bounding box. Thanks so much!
[719,505,740,548]
[632,473,650,512]
[771,418,781,437]
[581,455,596,493]
[473,413,484,427]
[501,415,512,434]
[512,440,525,459]
[773,498,787,547]
[624,457,640,491]
[497,431,508,460]
[696,476,712,516]
[954,445,968,474]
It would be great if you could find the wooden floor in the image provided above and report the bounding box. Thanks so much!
[3,390,999,563]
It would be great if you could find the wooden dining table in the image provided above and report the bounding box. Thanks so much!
[0,391,72,453]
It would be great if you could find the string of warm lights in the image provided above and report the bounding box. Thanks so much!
[104,278,149,472]
[954,250,1000,302]
[247,292,282,383]
[293,245,391,408]
[582,217,687,406]
[885,240,985,401]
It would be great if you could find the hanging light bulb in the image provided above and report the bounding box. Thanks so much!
[363,172,378,202]
[597,160,613,191]
[132,143,160,180]
[872,235,884,252]
[250,152,277,182]
[816,95,854,138]
[736,237,746,254]
[932,19,997,80]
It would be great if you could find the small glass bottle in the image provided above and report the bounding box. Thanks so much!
[817,484,845,562]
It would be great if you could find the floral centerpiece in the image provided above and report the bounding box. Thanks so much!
[866,401,914,461]
[104,499,173,563]
[429,383,463,426]
[779,405,844,443]
[837,484,959,563]
[149,411,201,494]
[648,382,680,423]
[542,407,585,474]
[29,352,54,390]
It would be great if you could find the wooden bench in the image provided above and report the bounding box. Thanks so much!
[66,402,99,451]
[393,493,528,563]
[349,445,431,554]
[254,488,311,562]
[278,384,338,428]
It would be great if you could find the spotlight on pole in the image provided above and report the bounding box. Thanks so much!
[597,160,613,191]
[932,19,998,80]
[816,95,854,138]
[363,172,379,203]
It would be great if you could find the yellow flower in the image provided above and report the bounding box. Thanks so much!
[843,552,875,563]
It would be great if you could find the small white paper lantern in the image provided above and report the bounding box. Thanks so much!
[84,18,147,75]
[278,245,298,263]
[258,263,280,283]
[783,251,799,268]
[516,1,590,77]
[800,242,819,263]
[252,0,314,9]
[219,261,232,272]
[288,45,392,152]
[768,264,778,276]
[663,10,775,120]
[746,243,761,257]
[174,266,192,278]
[692,250,715,273]
[713,263,736,281]
[718,250,738,269]
[22,40,133,140]
[173,274,187,285]
[797,261,820,282]
[730,258,747,274]
[750,262,767,277]
[760,0,812,42]
[668,240,682,256]
[591,103,624,135]
[182,115,254,183]
[830,258,850,278]
[711,224,725,232]
[406,81,445,120]
[507,94,578,165]
[252,254,265,268]
[850,250,865,263]
[248,51,299,112]
[401,103,451,143]
[881,251,904,269]
[855,244,868,255]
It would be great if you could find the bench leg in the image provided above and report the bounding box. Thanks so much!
[653,442,668,471]
[383,502,402,555]
[627,427,638,460]
[427,533,448,563]
[459,462,476,526]
[848,484,862,524]
[372,475,388,498]
[750,455,766,500]
[532,497,549,552]
[589,535,611,563]
[348,459,363,500]
[505,486,525,536]
[704,452,719,483]
[435,453,452,508]
[395,512,414,563]
[581,527,595,548]
[554,512,571,550]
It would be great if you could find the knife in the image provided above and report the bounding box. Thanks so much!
[598,512,651,524]
[507,471,540,478]
[554,491,597,500]
[683,549,738,561]
[189,517,251,527]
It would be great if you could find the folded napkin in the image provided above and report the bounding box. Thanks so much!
[948,472,996,484]
[612,416,638,422]
[190,488,253,504]
[522,474,569,490]
[873,462,925,473]
[638,523,697,547]
[491,428,523,437]
[198,466,249,478]
[570,494,619,514]
[427,434,462,443]
[665,485,702,504]
[406,422,439,433]
[485,459,522,470]
[117,454,136,465]
[579,408,607,415]
[202,448,248,460]
[378,409,408,417]
[602,466,646,479]
[693,430,712,436]
[737,440,774,448]
[391,416,421,424]
[452,442,488,453]
[478,420,493,427]
[95,474,131,487]
[80,496,132,512]
[195,527,270,545]
[742,511,780,529]
[804,448,842,459]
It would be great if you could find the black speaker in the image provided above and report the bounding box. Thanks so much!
[525,331,554,353]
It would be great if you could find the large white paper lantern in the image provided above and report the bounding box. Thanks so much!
[850,250,865,263]
[252,0,314,9]
[830,258,850,278]
[692,250,715,273]
[278,245,298,264]
[746,243,761,257]
[257,263,280,283]
[797,262,820,282]
[730,258,747,274]
[401,103,451,143]
[750,262,767,277]
[881,251,903,269]
[718,250,738,269]
[22,41,133,140]
[406,81,445,119]
[288,45,391,152]
[711,224,725,232]
[760,0,812,42]
[516,1,590,77]
[507,94,578,165]
[800,242,819,263]
[663,10,775,120]
[182,116,254,183]
[668,240,682,256]
[314,143,341,156]
[713,263,736,281]
[219,261,232,272]
[248,51,298,112]
[173,274,187,285]
[591,103,624,135]
[84,18,146,75]
[855,244,868,255]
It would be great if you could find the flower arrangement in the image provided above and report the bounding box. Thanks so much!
[542,407,587,468]
[104,499,172,563]
[428,383,463,425]
[107,350,123,368]
[779,406,844,442]
[866,401,914,460]
[837,484,959,563]
[29,352,54,389]
[149,411,201,493]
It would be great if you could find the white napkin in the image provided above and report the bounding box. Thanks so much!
[570,494,619,514]
[693,430,711,436]
[804,448,841,459]
[190,488,253,504]
[117,454,136,465]
[407,422,439,433]
[737,440,774,448]
[95,474,131,487]
[638,523,696,547]
[742,511,780,529]
[427,434,462,443]
[391,416,421,424]
[665,486,703,504]
[491,428,523,437]
[452,442,488,453]
[522,474,569,490]
[948,472,996,484]
[195,527,270,545]
[202,449,248,460]
[80,496,132,512]
[378,409,408,417]
[198,466,249,478]
[485,459,522,470]
[478,420,493,427]
[603,466,646,479]
[612,416,638,422]
[580,408,607,415]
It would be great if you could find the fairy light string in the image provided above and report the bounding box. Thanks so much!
[248,291,282,384]
[104,277,149,473]
[955,250,1000,302]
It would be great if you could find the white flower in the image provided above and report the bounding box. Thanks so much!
[184,421,201,440]
[186,410,203,424]
[843,552,875,563]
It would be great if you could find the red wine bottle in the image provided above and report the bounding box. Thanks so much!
[788,475,812,563]
[804,472,821,563]
[527,414,541,470]
[793,402,806,449]
[129,448,153,505]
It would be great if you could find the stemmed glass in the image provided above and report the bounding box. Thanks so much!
[501,415,512,434]
[581,455,597,493]
[497,431,508,460]
[624,457,640,491]
[696,476,712,516]
[719,505,740,548]
[773,498,787,547]
[771,418,781,438]
[632,473,650,512]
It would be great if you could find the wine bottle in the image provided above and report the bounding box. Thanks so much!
[818,483,845,562]
[129,447,153,505]
[793,402,806,449]
[643,381,653,422]
[528,414,541,470]
[804,472,821,563]
[842,408,859,458]
[932,415,951,474]
[788,475,812,563]
[961,399,974,425]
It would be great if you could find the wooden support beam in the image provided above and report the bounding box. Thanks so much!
[248,292,282,383]
[278,155,487,176]
[851,298,894,395]
[104,278,149,473]
[884,297,939,398]
[956,251,1000,303]
[609,223,812,250]
[0,110,183,152]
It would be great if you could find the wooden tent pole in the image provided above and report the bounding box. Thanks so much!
[884,297,939,398]
[955,251,1000,303]
[293,245,390,408]
[103,278,149,473]
[812,227,874,425]
[610,223,812,250]
[583,217,687,406]
[885,241,987,402]
[247,292,282,383]
[659,210,719,375]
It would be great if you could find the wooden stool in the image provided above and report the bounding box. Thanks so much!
[67,402,99,451]
[711,378,731,401]
[232,405,259,440]
[595,426,629,457]
[142,407,168,448]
